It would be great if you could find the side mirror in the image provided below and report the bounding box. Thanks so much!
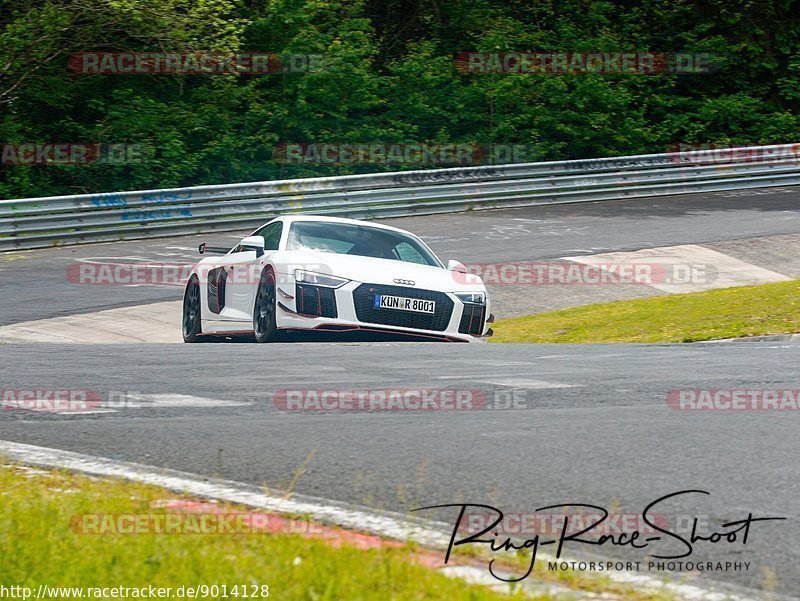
[240,235,265,258]
[447,259,468,273]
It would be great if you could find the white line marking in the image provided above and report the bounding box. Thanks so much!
[436,376,585,391]
[0,440,772,601]
[44,410,117,415]
[0,395,251,416]
[476,378,584,389]
[130,394,252,408]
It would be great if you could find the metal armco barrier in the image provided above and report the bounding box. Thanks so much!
[1,143,798,251]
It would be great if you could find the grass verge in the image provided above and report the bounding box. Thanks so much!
[0,464,523,600]
[491,280,800,343]
[0,463,683,600]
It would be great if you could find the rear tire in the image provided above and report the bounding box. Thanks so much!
[182,275,203,343]
[254,268,279,343]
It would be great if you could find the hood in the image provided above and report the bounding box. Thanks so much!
[277,250,485,291]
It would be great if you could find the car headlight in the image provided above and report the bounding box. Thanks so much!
[454,291,486,304]
[294,269,350,288]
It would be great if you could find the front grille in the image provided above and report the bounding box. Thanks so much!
[458,303,486,336]
[353,284,454,331]
[296,284,338,318]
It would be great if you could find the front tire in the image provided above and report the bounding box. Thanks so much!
[182,275,203,343]
[254,268,279,343]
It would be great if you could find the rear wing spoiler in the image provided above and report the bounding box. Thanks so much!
[198,243,230,255]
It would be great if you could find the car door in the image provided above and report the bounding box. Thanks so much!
[201,244,256,322]
[225,221,284,320]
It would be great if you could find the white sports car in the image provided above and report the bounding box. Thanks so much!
[181,215,493,343]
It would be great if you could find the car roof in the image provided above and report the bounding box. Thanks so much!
[265,214,418,237]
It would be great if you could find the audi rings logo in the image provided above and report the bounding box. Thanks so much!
[393,279,415,286]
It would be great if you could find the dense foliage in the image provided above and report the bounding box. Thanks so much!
[1,0,798,198]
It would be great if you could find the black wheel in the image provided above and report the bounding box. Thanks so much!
[182,275,203,343]
[254,268,279,343]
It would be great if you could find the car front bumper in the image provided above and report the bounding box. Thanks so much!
[275,279,492,343]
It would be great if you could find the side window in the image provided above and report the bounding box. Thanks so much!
[394,241,428,265]
[259,222,283,251]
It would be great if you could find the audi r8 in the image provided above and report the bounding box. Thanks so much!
[181,215,493,343]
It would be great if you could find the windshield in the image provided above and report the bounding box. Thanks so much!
[287,221,442,267]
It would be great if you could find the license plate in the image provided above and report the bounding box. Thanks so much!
[374,294,436,314]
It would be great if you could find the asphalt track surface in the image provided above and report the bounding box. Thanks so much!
[0,343,798,595]
[1,186,800,597]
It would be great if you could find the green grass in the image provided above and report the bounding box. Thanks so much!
[491,280,800,343]
[0,464,685,600]
[0,464,524,601]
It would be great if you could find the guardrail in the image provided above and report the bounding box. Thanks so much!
[1,143,798,251]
